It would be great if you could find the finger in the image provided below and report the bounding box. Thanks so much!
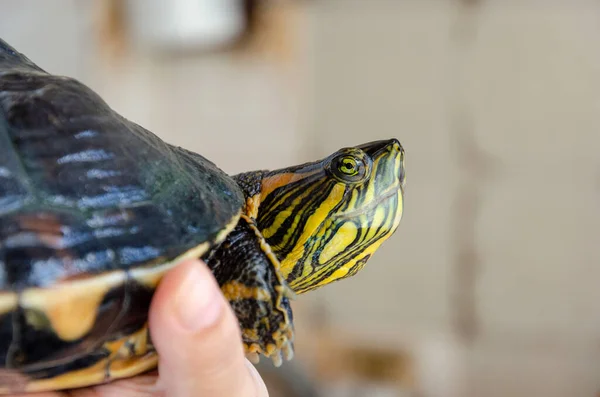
[149,260,268,397]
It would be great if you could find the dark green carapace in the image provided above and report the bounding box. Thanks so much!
[0,38,406,393]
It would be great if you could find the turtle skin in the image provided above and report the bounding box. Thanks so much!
[0,38,294,393]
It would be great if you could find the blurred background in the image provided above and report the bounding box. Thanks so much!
[1,1,599,396]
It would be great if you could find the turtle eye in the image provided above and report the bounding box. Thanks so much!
[340,157,359,175]
[331,154,367,182]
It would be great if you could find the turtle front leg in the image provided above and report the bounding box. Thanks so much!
[205,215,295,366]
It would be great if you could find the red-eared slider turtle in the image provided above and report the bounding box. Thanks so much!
[0,38,406,393]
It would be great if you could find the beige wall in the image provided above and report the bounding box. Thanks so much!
[2,1,599,396]
[302,2,600,396]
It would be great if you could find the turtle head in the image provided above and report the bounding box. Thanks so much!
[257,139,405,294]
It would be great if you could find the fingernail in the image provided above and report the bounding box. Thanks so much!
[174,262,223,331]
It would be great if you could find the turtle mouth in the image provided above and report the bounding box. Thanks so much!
[333,187,399,221]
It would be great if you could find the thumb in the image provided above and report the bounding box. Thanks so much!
[149,259,268,397]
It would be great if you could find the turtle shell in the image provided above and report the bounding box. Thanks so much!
[0,38,244,389]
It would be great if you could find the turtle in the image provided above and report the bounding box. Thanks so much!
[0,37,406,394]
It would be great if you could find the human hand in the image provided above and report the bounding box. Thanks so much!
[10,260,269,397]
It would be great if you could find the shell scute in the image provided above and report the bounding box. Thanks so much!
[0,37,244,392]
[0,39,244,289]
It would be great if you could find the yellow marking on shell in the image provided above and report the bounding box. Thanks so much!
[221,281,271,302]
[0,293,17,315]
[7,327,158,394]
[123,325,149,356]
[318,221,358,264]
[104,324,150,359]
[104,336,129,357]
[108,326,156,377]
[15,209,241,344]
[107,352,158,382]
[20,271,127,341]
[17,357,108,393]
